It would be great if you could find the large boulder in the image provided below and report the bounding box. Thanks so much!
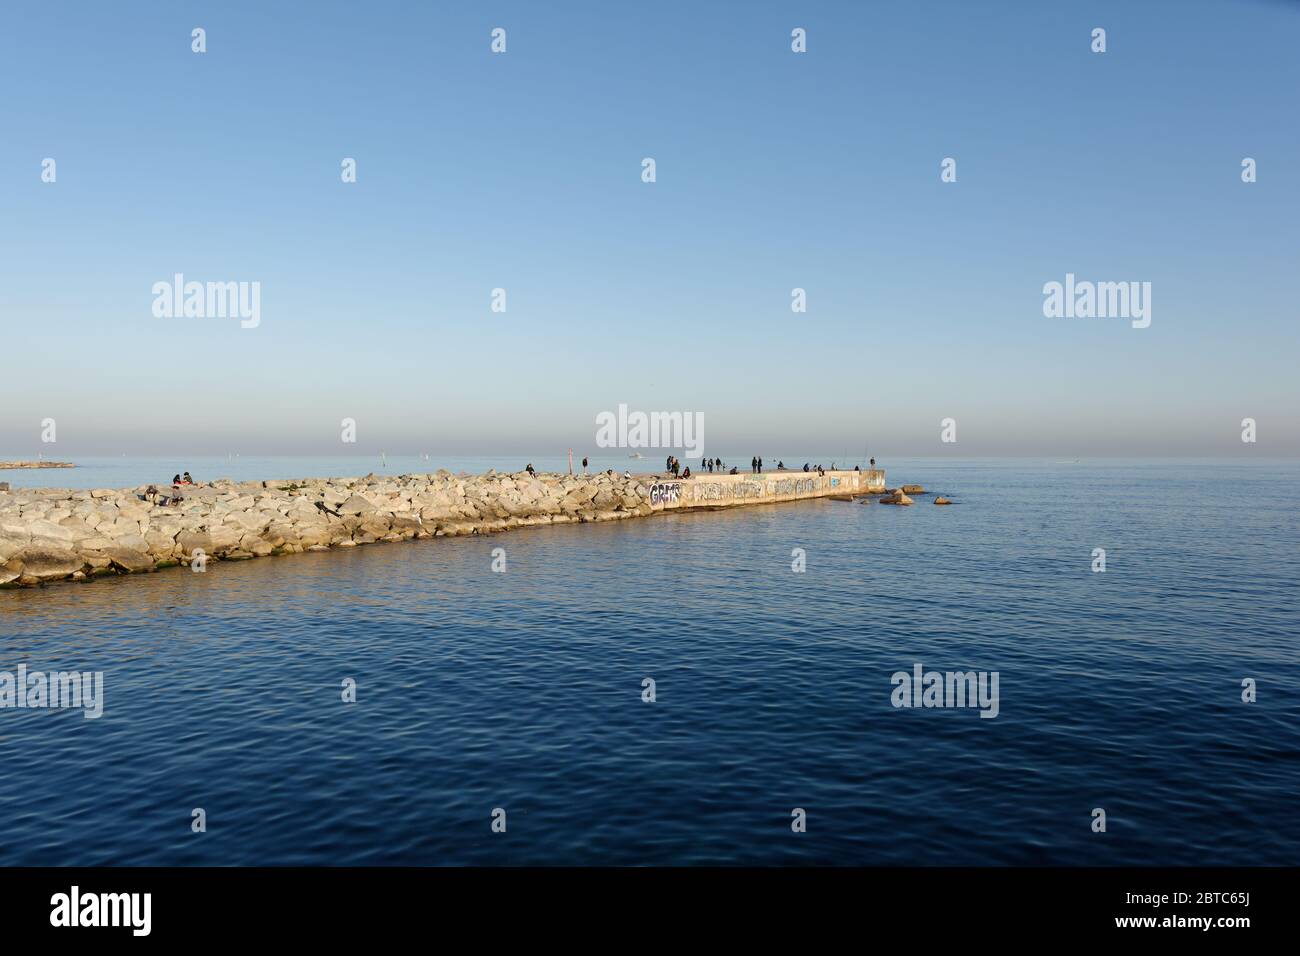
[338,494,378,515]
[0,535,27,563]
[26,519,76,544]
[297,526,334,548]
[208,524,243,552]
[176,531,213,557]
[145,531,181,556]
[106,547,155,573]
[389,515,423,534]
[11,546,84,582]
[230,510,271,533]
[239,534,274,557]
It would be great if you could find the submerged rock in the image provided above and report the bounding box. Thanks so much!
[878,489,914,506]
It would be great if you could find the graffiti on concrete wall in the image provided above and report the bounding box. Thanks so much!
[692,481,765,502]
[692,477,825,502]
[772,478,817,495]
[650,482,681,506]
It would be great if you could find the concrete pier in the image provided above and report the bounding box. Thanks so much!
[647,469,885,510]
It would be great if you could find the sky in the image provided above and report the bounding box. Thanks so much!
[1,0,1297,459]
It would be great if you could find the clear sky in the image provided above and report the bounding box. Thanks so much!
[2,0,1297,458]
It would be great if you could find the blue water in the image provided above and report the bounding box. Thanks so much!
[1,459,1297,865]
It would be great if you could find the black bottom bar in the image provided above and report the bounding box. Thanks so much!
[0,866,1281,941]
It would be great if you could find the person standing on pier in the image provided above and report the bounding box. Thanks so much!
[758,457,763,474]
[582,456,588,475]
[751,456,757,473]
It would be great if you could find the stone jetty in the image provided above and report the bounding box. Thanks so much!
[0,460,75,469]
[0,468,885,588]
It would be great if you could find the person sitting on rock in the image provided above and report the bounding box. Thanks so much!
[623,469,632,479]
[802,463,810,472]
[525,463,536,476]
[182,471,194,484]
[681,467,691,479]
[172,474,182,485]
[729,466,738,475]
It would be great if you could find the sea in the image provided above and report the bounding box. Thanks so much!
[1,457,1297,865]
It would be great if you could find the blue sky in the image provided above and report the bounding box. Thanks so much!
[2,0,1297,458]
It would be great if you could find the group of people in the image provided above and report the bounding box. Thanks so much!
[142,470,196,507]
[664,456,690,478]
[546,453,880,483]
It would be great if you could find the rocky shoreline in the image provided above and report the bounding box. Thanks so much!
[0,468,898,589]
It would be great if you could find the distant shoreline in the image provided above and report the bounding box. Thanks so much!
[0,461,75,470]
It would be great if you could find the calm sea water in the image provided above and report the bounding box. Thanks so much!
[1,458,1296,865]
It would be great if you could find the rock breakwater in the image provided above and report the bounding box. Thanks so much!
[1,470,653,588]
[0,467,888,588]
